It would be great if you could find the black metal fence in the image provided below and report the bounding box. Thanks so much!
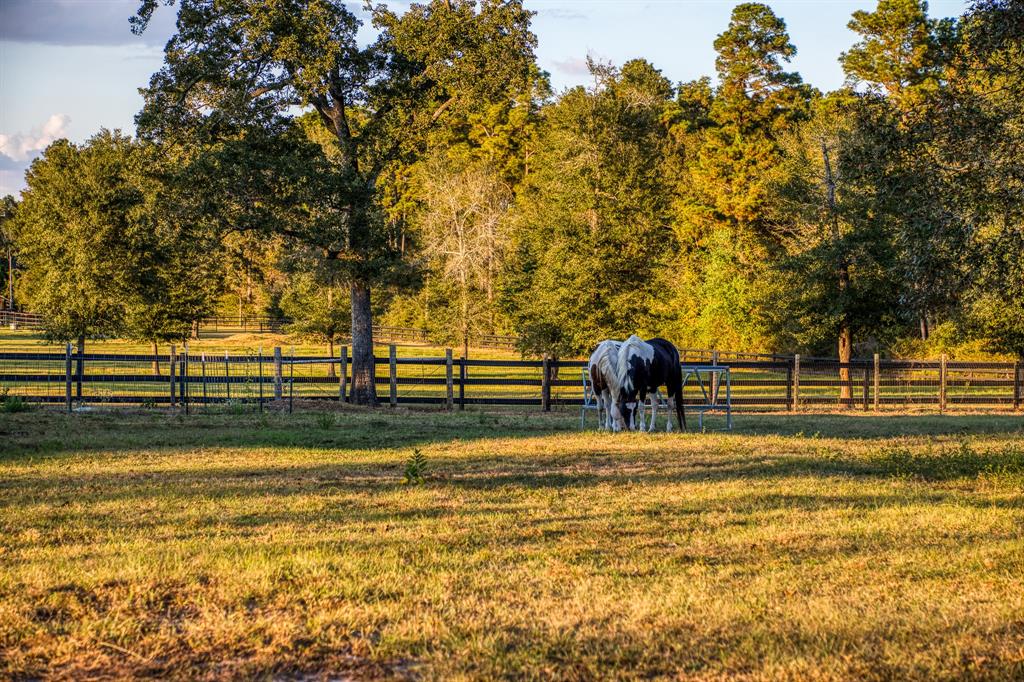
[1,346,1020,413]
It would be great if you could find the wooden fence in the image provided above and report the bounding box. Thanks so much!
[1,310,520,350]
[1,347,1020,413]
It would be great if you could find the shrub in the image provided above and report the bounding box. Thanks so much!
[403,449,427,485]
[0,390,30,413]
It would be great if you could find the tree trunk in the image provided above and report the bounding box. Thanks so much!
[823,139,853,407]
[839,325,852,406]
[919,316,929,341]
[349,281,377,405]
[152,341,160,376]
[327,337,336,377]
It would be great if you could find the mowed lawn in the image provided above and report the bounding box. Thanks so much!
[1,409,1023,680]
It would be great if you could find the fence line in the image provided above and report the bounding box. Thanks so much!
[1,347,1020,413]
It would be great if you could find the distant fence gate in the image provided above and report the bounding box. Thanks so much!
[0,346,1020,413]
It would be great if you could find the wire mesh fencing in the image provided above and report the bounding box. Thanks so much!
[1,346,1020,413]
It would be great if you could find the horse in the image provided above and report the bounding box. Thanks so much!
[617,335,686,432]
[615,335,652,430]
[641,338,687,432]
[588,339,626,431]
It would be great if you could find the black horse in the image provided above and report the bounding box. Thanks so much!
[617,335,686,432]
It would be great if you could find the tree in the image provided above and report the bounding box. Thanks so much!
[0,196,16,312]
[766,93,901,399]
[133,0,538,404]
[13,131,222,379]
[12,130,149,396]
[840,0,955,112]
[279,257,350,373]
[953,0,1024,357]
[841,0,965,340]
[502,59,676,358]
[678,3,813,350]
[122,145,223,372]
[417,157,511,357]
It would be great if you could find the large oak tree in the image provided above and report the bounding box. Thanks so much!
[132,0,537,404]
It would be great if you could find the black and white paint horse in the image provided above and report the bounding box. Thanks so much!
[616,335,686,432]
[588,339,626,431]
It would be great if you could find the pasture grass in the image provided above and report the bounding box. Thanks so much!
[1,409,1023,680]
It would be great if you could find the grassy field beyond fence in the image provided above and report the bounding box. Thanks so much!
[1,409,1023,679]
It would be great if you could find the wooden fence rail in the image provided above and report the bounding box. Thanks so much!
[1,349,1021,413]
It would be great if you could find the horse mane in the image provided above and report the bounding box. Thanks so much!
[590,340,621,391]
[616,335,652,392]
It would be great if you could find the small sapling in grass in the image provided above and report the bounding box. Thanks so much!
[403,448,427,485]
[0,389,30,413]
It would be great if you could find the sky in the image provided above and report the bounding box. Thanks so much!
[0,0,969,196]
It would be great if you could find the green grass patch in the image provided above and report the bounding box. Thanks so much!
[1,410,1023,679]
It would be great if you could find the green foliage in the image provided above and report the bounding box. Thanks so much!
[501,59,676,357]
[403,448,427,485]
[874,441,1024,481]
[0,388,29,413]
[12,132,220,348]
[841,0,954,109]
[315,413,336,430]
[670,3,813,350]
[279,259,350,348]
[5,0,1019,364]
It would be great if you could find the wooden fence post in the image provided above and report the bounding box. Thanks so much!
[445,349,454,411]
[793,354,800,411]
[873,353,880,411]
[169,345,176,407]
[1014,360,1020,411]
[182,344,189,415]
[459,356,466,411]
[64,342,72,411]
[340,346,348,403]
[862,364,869,411]
[201,353,207,406]
[76,339,83,400]
[224,352,231,402]
[939,353,948,413]
[273,347,283,401]
[257,348,264,413]
[541,355,551,412]
[786,358,793,411]
[389,344,398,408]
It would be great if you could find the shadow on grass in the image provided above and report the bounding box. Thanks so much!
[2,408,1022,462]
[4,435,1022,515]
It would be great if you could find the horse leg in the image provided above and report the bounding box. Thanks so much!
[648,391,659,432]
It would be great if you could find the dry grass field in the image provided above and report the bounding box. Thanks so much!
[1,407,1023,680]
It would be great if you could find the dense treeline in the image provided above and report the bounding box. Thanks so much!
[2,0,1022,404]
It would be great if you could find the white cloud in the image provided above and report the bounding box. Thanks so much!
[551,56,590,76]
[0,113,71,162]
